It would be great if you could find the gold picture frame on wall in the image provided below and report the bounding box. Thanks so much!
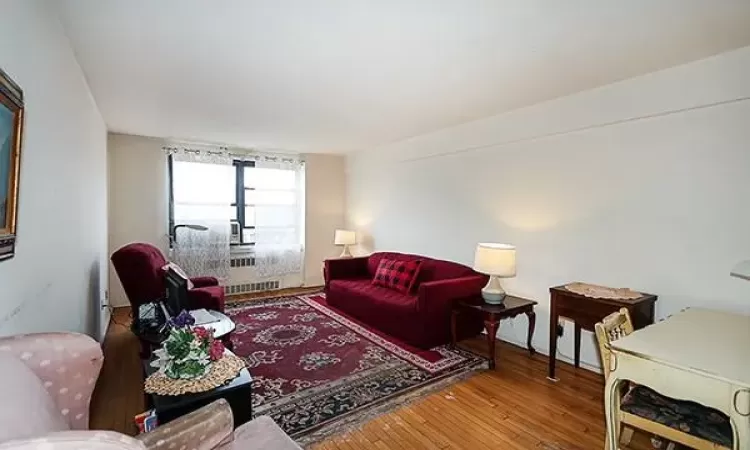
[0,68,24,261]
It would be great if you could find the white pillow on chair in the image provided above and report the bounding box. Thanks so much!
[0,354,68,444]
[161,262,195,290]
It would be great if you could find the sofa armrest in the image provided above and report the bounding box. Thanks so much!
[0,431,146,450]
[417,275,488,314]
[188,287,226,312]
[0,332,103,430]
[325,257,369,285]
[136,399,234,450]
[190,276,219,288]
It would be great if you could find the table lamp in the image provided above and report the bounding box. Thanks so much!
[473,243,516,304]
[731,260,750,281]
[334,229,356,257]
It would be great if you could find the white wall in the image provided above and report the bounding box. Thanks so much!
[0,1,108,338]
[347,46,750,371]
[107,133,169,308]
[304,153,347,286]
[108,133,346,307]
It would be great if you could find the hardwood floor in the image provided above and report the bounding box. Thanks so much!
[91,303,653,450]
[226,286,323,304]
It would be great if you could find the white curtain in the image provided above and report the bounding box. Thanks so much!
[249,156,305,277]
[170,148,233,283]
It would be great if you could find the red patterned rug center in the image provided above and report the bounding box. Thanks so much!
[226,293,485,441]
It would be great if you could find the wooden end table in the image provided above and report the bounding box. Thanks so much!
[548,284,657,380]
[451,296,537,369]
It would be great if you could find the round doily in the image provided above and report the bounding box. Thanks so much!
[564,282,642,300]
[145,354,246,396]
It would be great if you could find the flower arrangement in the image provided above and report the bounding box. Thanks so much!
[151,310,225,380]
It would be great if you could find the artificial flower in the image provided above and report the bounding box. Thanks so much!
[170,310,195,328]
[209,339,225,361]
[193,326,210,340]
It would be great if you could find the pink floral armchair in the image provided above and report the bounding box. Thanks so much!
[0,332,299,450]
[0,332,103,435]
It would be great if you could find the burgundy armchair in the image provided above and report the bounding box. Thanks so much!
[325,252,487,349]
[111,243,226,313]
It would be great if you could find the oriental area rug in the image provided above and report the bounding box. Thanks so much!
[225,293,486,443]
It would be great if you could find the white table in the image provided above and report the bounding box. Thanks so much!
[605,308,750,450]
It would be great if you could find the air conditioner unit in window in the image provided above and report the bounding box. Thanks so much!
[230,220,241,244]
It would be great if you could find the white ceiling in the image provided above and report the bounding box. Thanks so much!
[56,0,750,153]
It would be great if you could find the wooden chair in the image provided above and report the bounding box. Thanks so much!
[595,308,732,450]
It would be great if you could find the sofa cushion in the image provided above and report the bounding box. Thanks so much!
[0,354,68,443]
[372,258,422,293]
[419,259,476,284]
[367,252,415,278]
[329,279,418,314]
[367,252,476,287]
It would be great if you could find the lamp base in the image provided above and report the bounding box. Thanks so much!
[481,275,507,305]
[339,245,352,258]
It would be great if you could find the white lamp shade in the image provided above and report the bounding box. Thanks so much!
[473,243,516,277]
[334,229,356,246]
[731,260,750,281]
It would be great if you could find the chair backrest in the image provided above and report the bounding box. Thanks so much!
[111,243,168,309]
[594,308,635,378]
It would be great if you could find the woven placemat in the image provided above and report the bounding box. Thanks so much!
[145,354,246,396]
[564,282,642,300]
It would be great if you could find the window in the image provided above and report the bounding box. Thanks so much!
[169,156,304,249]
[168,156,234,247]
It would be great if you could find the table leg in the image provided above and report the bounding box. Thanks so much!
[604,376,623,450]
[525,310,536,356]
[548,310,558,380]
[450,309,458,349]
[484,316,499,370]
[574,323,582,368]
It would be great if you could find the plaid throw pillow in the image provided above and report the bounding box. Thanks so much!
[372,258,422,293]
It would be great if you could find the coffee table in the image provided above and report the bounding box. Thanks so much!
[133,309,236,356]
[143,349,253,427]
[196,310,236,345]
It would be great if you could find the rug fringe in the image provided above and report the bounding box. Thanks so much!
[293,362,488,448]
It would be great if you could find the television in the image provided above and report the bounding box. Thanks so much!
[164,266,189,317]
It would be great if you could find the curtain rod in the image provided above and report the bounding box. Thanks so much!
[162,145,304,163]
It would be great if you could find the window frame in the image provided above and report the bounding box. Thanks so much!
[167,156,257,247]
[231,159,256,246]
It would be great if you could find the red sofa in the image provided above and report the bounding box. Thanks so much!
[324,252,488,349]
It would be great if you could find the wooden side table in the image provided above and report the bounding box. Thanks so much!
[451,296,538,369]
[548,284,657,380]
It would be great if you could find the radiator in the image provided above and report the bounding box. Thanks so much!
[230,256,255,268]
[224,280,280,295]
